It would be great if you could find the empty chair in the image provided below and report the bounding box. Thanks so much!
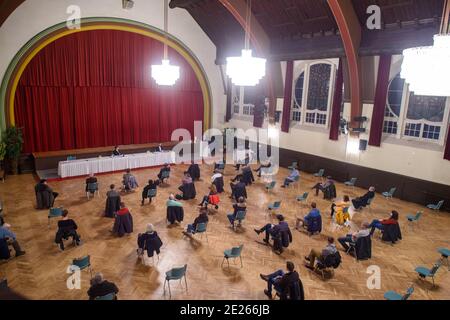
[344,178,357,188]
[95,292,116,300]
[438,248,450,271]
[67,156,76,161]
[313,169,324,178]
[71,255,93,278]
[427,200,444,211]
[48,207,64,228]
[407,211,423,227]
[288,161,298,170]
[268,201,281,211]
[86,182,99,199]
[164,264,187,299]
[382,187,396,199]
[265,181,276,192]
[195,222,208,242]
[384,286,414,300]
[221,245,244,268]
[296,192,309,204]
[415,261,442,287]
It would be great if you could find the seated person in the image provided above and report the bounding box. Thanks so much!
[296,202,321,234]
[213,161,225,172]
[304,237,337,270]
[177,172,196,200]
[35,179,59,209]
[259,261,304,300]
[331,195,350,217]
[55,209,81,251]
[0,221,25,257]
[141,179,159,205]
[112,202,133,237]
[85,173,98,193]
[234,154,250,171]
[281,168,300,188]
[368,210,399,236]
[311,176,334,197]
[105,184,121,218]
[137,223,163,260]
[187,161,201,181]
[230,178,247,201]
[112,145,122,156]
[122,169,138,191]
[166,194,184,224]
[227,197,246,227]
[183,207,209,236]
[352,186,375,210]
[241,164,255,185]
[198,184,220,209]
[157,164,171,183]
[254,214,292,253]
[254,159,272,177]
[211,170,224,193]
[338,222,371,252]
[87,272,119,300]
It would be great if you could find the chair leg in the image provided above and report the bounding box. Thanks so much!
[184,275,188,292]
[86,192,90,200]
[227,258,230,268]
[240,256,243,268]
[221,257,225,267]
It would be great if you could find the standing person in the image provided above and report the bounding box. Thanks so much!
[105,184,121,218]
[55,209,81,251]
[87,273,119,300]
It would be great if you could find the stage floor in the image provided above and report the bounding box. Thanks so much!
[0,164,449,300]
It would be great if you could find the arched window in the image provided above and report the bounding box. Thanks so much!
[291,72,304,122]
[383,73,449,144]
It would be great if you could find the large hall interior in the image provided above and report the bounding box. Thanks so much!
[0,0,449,301]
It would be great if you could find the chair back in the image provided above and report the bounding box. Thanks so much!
[147,189,157,198]
[72,255,91,271]
[168,264,187,280]
[415,211,423,220]
[273,201,281,209]
[436,200,444,210]
[349,178,357,185]
[267,181,276,189]
[291,161,298,167]
[87,182,98,192]
[300,192,308,200]
[429,261,442,275]
[235,210,246,221]
[217,163,225,170]
[95,293,115,300]
[48,207,63,218]
[343,206,349,214]
[196,222,207,233]
[67,156,76,161]
[230,245,243,257]
[161,170,170,179]
[367,197,374,205]
[402,286,414,300]
[318,169,324,176]
[389,187,396,196]
[293,175,300,182]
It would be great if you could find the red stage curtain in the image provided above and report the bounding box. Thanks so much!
[14,30,204,153]
[445,125,450,161]
[281,61,294,133]
[329,58,343,141]
[369,54,392,147]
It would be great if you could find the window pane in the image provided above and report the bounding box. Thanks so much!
[404,123,421,137]
[407,94,446,122]
[305,112,316,123]
[316,113,327,125]
[307,63,331,111]
[422,124,441,140]
[294,72,304,108]
[386,74,404,117]
[292,111,301,122]
[383,120,398,134]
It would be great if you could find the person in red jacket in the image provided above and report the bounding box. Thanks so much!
[368,210,399,236]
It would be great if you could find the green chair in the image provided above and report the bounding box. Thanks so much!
[384,286,414,300]
[160,170,170,184]
[164,264,187,299]
[313,169,324,178]
[407,211,423,227]
[71,255,93,278]
[195,222,208,242]
[67,156,76,161]
[344,178,357,188]
[268,201,281,211]
[427,200,444,211]
[222,245,244,268]
[287,161,298,170]
[415,261,442,287]
[289,175,300,188]
[95,293,116,300]
[146,188,157,203]
[48,207,64,228]
[230,210,246,230]
[296,192,309,204]
[382,187,396,199]
[438,248,450,271]
[265,181,276,192]
[86,182,99,199]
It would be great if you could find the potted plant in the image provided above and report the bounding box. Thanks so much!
[2,126,23,175]
[0,141,6,180]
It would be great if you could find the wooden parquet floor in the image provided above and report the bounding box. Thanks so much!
[0,164,449,300]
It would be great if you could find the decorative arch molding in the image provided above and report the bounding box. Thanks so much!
[0,17,212,135]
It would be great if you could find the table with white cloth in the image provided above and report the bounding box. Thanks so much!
[57,151,175,178]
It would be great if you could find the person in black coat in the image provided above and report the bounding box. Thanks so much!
[157,164,171,183]
[55,209,81,251]
[137,223,163,262]
[187,162,201,181]
[352,186,375,209]
[260,261,304,300]
[105,184,121,218]
[254,214,293,254]
[141,179,159,205]
[230,179,247,200]
[183,207,209,236]
[85,174,98,192]
[87,272,119,300]
[35,179,58,209]
[112,202,133,237]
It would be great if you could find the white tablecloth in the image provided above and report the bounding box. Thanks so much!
[57,151,175,178]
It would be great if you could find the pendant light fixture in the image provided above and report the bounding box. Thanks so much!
[226,0,266,86]
[151,0,180,86]
[401,0,450,96]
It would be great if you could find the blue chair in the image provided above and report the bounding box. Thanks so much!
[86,182,99,199]
[48,207,64,228]
[407,211,423,227]
[71,255,93,278]
[415,261,442,287]
[289,175,300,188]
[222,245,244,268]
[382,187,396,199]
[160,170,170,183]
[147,188,157,203]
[427,200,444,211]
[95,293,116,300]
[216,163,225,170]
[384,286,414,300]
[288,161,298,170]
[265,181,276,192]
[67,156,76,161]
[344,178,357,188]
[296,192,309,204]
[313,169,324,178]
[195,222,208,242]
[268,201,281,211]
[228,210,246,230]
[164,264,187,299]
[438,248,450,271]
